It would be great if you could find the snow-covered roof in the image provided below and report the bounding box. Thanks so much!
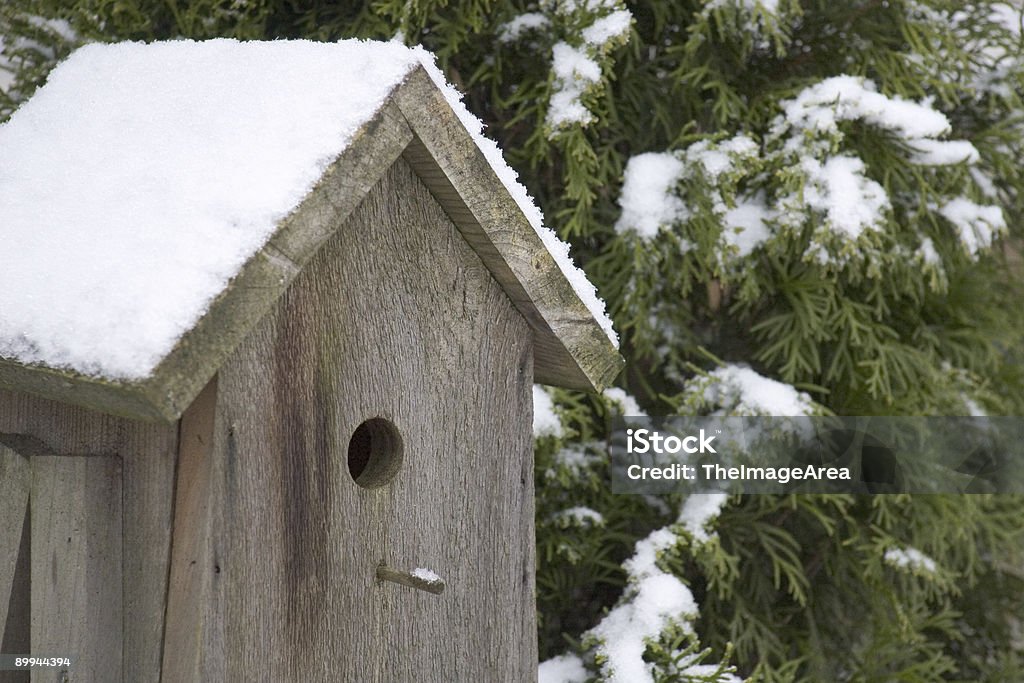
[0,39,621,420]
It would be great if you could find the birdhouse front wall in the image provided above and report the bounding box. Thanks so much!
[163,157,538,681]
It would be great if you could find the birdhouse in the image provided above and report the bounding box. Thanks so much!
[0,40,621,682]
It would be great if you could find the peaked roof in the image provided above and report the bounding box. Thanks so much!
[0,39,622,421]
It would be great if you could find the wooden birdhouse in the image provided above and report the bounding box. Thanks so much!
[0,40,621,682]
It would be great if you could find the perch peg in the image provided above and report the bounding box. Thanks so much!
[376,564,446,595]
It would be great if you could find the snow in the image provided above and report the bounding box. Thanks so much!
[623,527,678,580]
[547,42,601,128]
[411,567,442,583]
[783,75,949,140]
[538,653,588,683]
[990,2,1023,34]
[884,547,938,574]
[548,445,602,479]
[917,237,941,266]
[588,572,697,682]
[767,74,989,264]
[554,506,605,527]
[616,137,769,261]
[0,39,420,378]
[614,153,687,238]
[550,482,733,681]
[689,135,759,180]
[704,0,784,48]
[544,5,633,137]
[779,75,980,168]
[909,139,979,166]
[937,197,1006,255]
[708,0,781,13]
[498,13,550,42]
[0,39,617,379]
[970,167,999,199]
[533,385,564,438]
[603,387,646,416]
[1,17,78,86]
[801,155,890,240]
[680,661,742,683]
[1,17,81,94]
[27,16,78,42]
[705,365,817,416]
[962,396,988,417]
[580,10,633,46]
[586,527,700,681]
[679,493,730,544]
[723,195,772,257]
[552,42,602,83]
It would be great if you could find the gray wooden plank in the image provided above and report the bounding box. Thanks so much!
[0,444,30,664]
[0,499,29,683]
[161,378,224,683]
[30,455,122,683]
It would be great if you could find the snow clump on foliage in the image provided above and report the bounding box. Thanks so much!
[884,547,939,575]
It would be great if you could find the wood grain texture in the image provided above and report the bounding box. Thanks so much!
[30,454,122,683]
[200,158,537,680]
[0,393,179,683]
[161,378,224,683]
[0,504,29,683]
[393,67,623,392]
[0,444,30,661]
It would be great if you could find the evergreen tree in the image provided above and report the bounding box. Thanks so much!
[3,1,1024,680]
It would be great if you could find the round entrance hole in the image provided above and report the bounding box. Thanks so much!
[347,417,403,488]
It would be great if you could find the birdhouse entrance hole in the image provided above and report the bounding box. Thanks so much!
[347,417,403,488]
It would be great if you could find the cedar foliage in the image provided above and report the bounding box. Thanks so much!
[3,1,1024,681]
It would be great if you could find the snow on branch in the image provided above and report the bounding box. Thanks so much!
[682,364,821,417]
[541,1,632,133]
[884,546,939,575]
[540,493,738,682]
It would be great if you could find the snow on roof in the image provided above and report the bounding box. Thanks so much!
[0,38,616,381]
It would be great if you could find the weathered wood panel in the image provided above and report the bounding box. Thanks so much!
[202,158,537,680]
[0,394,179,683]
[0,444,30,682]
[30,455,122,683]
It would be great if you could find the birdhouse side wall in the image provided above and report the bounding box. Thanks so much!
[167,158,537,681]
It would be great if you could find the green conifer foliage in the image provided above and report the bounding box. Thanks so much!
[3,1,1024,680]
